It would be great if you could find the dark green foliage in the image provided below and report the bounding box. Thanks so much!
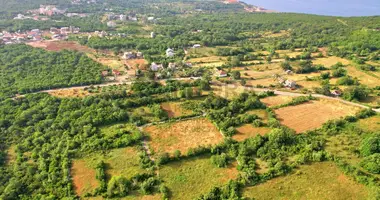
[95,160,107,194]
[107,176,132,198]
[342,86,370,101]
[211,153,228,168]
[360,134,380,157]
[0,45,104,99]
[337,76,360,86]
[332,67,347,77]
[360,154,380,174]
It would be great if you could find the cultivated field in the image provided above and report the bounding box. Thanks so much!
[243,162,370,200]
[260,95,294,107]
[71,159,99,196]
[144,118,223,156]
[275,99,361,133]
[159,156,238,199]
[160,102,194,118]
[233,125,271,142]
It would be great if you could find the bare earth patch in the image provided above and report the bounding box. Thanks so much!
[233,124,271,142]
[71,160,99,196]
[49,88,90,98]
[144,118,223,156]
[28,41,94,53]
[275,99,361,133]
[260,95,293,107]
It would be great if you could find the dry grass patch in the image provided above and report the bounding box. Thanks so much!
[159,156,239,200]
[237,68,283,79]
[233,125,271,142]
[212,85,249,100]
[71,160,99,196]
[260,95,293,107]
[243,162,370,200]
[144,118,223,156]
[72,147,145,197]
[188,56,226,63]
[125,59,148,70]
[6,145,16,165]
[275,99,361,133]
[356,115,380,132]
[246,78,276,87]
[49,88,90,98]
[346,66,380,87]
[313,56,351,68]
[297,80,322,89]
[160,102,194,118]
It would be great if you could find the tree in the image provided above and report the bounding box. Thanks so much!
[342,86,369,101]
[360,135,380,157]
[280,62,292,71]
[211,153,228,168]
[231,71,241,80]
[107,176,131,198]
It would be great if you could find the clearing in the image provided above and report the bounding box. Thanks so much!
[260,95,294,107]
[312,56,351,68]
[233,125,271,142]
[159,155,239,200]
[144,118,223,156]
[48,88,90,98]
[346,66,380,87]
[71,147,145,196]
[27,40,94,53]
[243,162,370,200]
[275,99,361,133]
[356,115,380,132]
[160,102,194,118]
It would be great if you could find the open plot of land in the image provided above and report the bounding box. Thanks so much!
[260,95,294,107]
[233,125,271,142]
[72,147,145,197]
[275,99,361,133]
[243,162,370,200]
[346,66,380,87]
[188,56,226,64]
[212,85,250,99]
[129,106,159,123]
[236,68,283,79]
[313,56,351,68]
[159,156,239,200]
[356,115,380,132]
[188,47,216,57]
[160,102,194,118]
[125,59,148,70]
[144,118,223,156]
[28,41,94,53]
[246,109,269,122]
[6,145,16,165]
[297,80,322,89]
[48,88,90,98]
[246,78,277,87]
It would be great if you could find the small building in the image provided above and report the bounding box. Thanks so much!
[122,52,136,60]
[285,70,293,75]
[136,52,143,58]
[193,44,201,48]
[120,14,127,21]
[166,48,175,57]
[151,62,163,71]
[284,80,296,88]
[185,62,193,67]
[331,90,342,97]
[147,17,155,21]
[107,21,116,28]
[112,69,121,76]
[168,63,176,69]
[150,32,156,38]
[101,70,109,77]
[216,70,228,78]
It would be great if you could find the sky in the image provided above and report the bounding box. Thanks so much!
[242,0,380,16]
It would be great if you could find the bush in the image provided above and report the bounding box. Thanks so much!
[342,86,370,101]
[107,176,131,198]
[360,154,380,174]
[211,153,228,168]
[360,135,380,157]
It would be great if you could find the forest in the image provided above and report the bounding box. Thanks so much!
[0,45,105,99]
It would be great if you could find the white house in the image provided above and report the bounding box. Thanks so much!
[284,80,296,88]
[151,63,163,71]
[107,21,116,28]
[120,14,127,21]
[166,48,175,57]
[193,44,201,48]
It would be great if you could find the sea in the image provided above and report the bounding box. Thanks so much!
[242,0,380,17]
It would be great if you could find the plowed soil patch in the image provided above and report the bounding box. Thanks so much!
[28,41,94,53]
[71,160,99,196]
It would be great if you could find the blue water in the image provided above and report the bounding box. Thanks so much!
[242,0,380,16]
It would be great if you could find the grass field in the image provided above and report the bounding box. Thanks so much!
[346,66,380,87]
[233,125,271,142]
[313,56,351,68]
[297,80,322,89]
[160,102,194,118]
[275,99,361,133]
[48,88,90,98]
[144,118,223,156]
[159,156,239,200]
[188,56,226,64]
[71,147,145,196]
[243,162,370,200]
[260,95,294,107]
[212,85,250,99]
[356,115,380,132]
